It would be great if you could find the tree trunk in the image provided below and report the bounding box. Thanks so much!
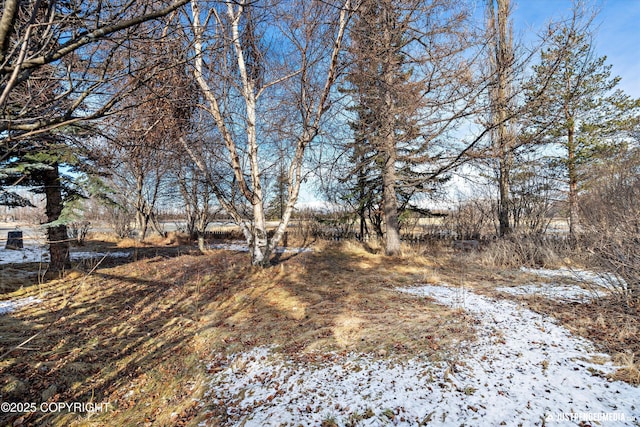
[43,163,70,274]
[135,174,148,241]
[148,211,166,238]
[498,152,511,236]
[251,211,270,266]
[489,0,514,237]
[383,151,401,255]
[567,118,578,237]
[380,3,401,256]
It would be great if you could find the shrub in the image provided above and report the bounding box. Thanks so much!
[579,149,640,308]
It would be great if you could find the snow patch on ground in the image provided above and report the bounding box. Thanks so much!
[208,241,313,254]
[0,245,131,265]
[0,239,311,265]
[0,296,42,315]
[521,267,622,289]
[200,285,639,426]
[70,251,131,260]
[496,283,606,302]
[0,246,50,264]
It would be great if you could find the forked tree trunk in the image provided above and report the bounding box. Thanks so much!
[188,0,351,267]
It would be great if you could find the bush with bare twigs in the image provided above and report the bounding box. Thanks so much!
[105,205,134,239]
[580,148,640,308]
[445,201,493,240]
[472,235,569,269]
[67,221,91,245]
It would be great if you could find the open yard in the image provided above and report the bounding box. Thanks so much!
[0,234,639,426]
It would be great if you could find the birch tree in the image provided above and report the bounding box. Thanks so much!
[184,0,353,266]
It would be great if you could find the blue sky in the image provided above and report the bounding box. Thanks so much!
[510,0,640,97]
[301,0,640,208]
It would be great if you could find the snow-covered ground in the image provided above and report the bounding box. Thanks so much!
[0,296,42,315]
[0,241,312,265]
[521,267,622,290]
[501,267,628,302]
[0,245,131,265]
[496,283,607,302]
[208,241,313,254]
[0,246,50,264]
[200,284,639,426]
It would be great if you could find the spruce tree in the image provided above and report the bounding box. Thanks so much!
[345,0,426,255]
[526,22,639,237]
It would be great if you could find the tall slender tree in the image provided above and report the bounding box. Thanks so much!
[487,0,516,236]
[344,0,477,255]
[345,0,422,255]
[526,9,639,237]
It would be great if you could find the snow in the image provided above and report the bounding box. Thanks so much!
[507,267,629,301]
[200,284,639,426]
[70,251,131,260]
[0,239,312,265]
[496,283,606,302]
[521,267,622,290]
[0,296,42,315]
[0,246,50,264]
[208,241,313,254]
[0,245,131,265]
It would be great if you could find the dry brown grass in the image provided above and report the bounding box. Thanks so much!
[465,237,568,269]
[3,233,638,427]
[611,352,640,384]
[84,232,121,244]
[0,266,41,292]
[0,238,474,426]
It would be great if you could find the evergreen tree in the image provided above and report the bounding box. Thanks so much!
[0,128,96,273]
[345,0,429,255]
[525,19,640,237]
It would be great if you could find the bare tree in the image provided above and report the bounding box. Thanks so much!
[183,0,353,266]
[107,34,194,240]
[173,129,221,251]
[0,0,190,143]
[580,144,640,305]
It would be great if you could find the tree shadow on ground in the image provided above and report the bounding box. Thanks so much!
[0,241,471,426]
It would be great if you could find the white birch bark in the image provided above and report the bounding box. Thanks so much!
[187,0,353,265]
